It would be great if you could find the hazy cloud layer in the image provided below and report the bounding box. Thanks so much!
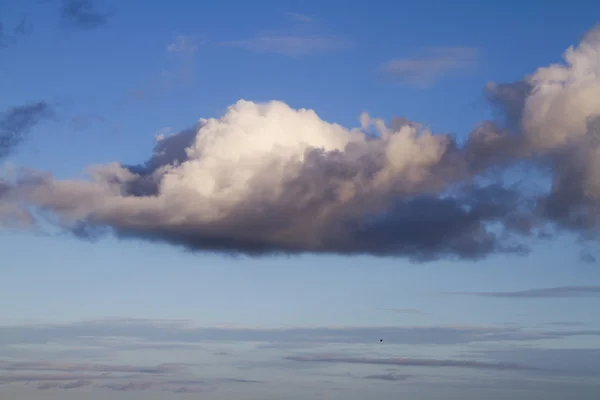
[285,355,541,371]
[382,47,478,87]
[58,0,114,30]
[451,286,600,298]
[6,26,600,261]
[0,359,182,374]
[1,318,599,348]
[0,358,253,394]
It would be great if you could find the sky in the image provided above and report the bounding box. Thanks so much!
[1,0,600,399]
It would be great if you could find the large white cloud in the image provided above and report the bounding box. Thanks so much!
[6,25,600,260]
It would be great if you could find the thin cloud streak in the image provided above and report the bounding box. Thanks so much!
[364,373,412,381]
[2,317,599,348]
[382,47,478,88]
[285,355,541,371]
[450,286,600,298]
[36,380,92,390]
[221,35,353,57]
[378,308,430,315]
[0,359,183,374]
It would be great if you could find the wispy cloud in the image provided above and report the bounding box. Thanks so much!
[37,380,92,390]
[167,34,205,55]
[381,47,478,88]
[449,286,600,298]
[59,0,114,30]
[222,35,353,57]
[97,381,156,392]
[0,101,54,160]
[0,17,33,49]
[378,308,430,316]
[364,372,412,381]
[0,373,118,383]
[287,12,313,24]
[0,359,183,375]
[222,12,351,57]
[128,34,202,101]
[285,355,541,371]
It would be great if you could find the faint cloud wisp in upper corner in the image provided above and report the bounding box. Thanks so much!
[448,286,600,298]
[222,35,353,57]
[58,0,114,30]
[222,12,352,57]
[381,47,478,88]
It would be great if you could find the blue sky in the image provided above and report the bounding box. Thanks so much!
[1,0,600,399]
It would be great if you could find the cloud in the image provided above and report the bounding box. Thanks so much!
[381,47,478,87]
[98,381,155,391]
[222,12,349,57]
[222,35,353,57]
[128,34,202,101]
[285,355,541,371]
[0,357,253,394]
[1,317,599,348]
[167,34,204,55]
[0,358,218,394]
[58,0,114,30]
[378,308,430,315]
[0,17,33,49]
[0,102,54,160]
[363,373,411,381]
[6,104,536,260]
[36,380,92,390]
[8,25,600,261]
[0,359,183,374]
[449,286,600,298]
[287,12,313,24]
[465,347,600,377]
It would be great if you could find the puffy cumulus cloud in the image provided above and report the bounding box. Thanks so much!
[11,101,530,259]
[9,25,600,260]
[488,26,600,234]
